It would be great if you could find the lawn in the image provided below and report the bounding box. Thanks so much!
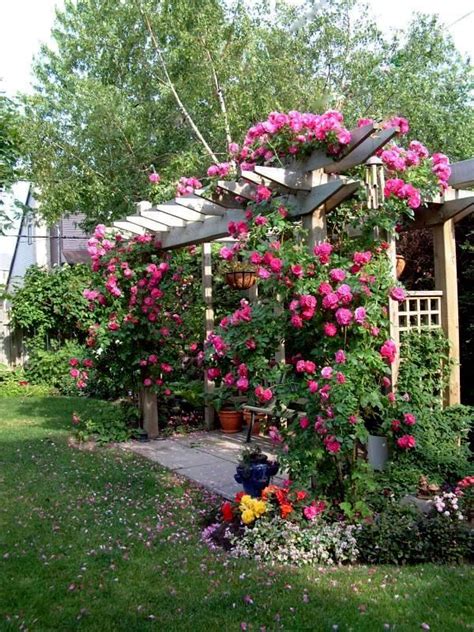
[0,396,472,631]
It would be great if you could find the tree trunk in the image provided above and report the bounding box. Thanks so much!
[141,388,159,439]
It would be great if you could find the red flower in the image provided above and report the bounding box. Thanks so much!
[221,501,234,522]
[235,491,245,503]
[280,502,294,518]
[296,490,308,501]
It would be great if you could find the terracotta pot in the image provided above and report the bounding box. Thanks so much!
[218,409,243,433]
[225,270,257,290]
[243,410,267,435]
[396,255,406,279]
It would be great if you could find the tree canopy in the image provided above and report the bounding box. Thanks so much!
[22,0,474,227]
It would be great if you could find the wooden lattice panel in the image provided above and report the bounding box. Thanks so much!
[398,291,443,332]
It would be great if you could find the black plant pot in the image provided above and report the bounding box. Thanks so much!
[234,461,279,497]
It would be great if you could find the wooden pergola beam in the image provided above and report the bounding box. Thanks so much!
[217,179,257,201]
[113,220,147,235]
[448,158,474,189]
[159,210,247,249]
[325,128,397,174]
[142,207,187,227]
[175,194,226,216]
[126,215,171,232]
[410,192,474,228]
[254,165,312,190]
[303,122,375,171]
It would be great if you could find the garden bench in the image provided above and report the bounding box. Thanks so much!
[242,398,308,443]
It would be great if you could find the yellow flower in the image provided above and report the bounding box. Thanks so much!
[253,500,267,517]
[241,509,255,524]
[240,495,254,512]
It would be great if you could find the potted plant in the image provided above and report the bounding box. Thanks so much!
[221,261,257,290]
[234,445,279,497]
[364,411,389,471]
[209,389,244,434]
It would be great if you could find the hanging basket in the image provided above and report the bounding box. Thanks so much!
[396,255,406,279]
[225,270,257,290]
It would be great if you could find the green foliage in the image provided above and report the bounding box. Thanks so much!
[356,505,473,565]
[23,0,473,227]
[24,340,85,395]
[0,93,25,233]
[72,401,132,444]
[389,331,473,483]
[9,264,94,345]
[0,364,53,398]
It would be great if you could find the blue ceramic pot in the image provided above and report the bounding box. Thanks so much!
[234,460,279,497]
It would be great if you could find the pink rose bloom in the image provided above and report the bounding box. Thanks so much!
[382,376,391,388]
[390,287,406,302]
[255,385,273,403]
[236,377,249,391]
[388,392,396,403]
[161,363,173,373]
[357,117,374,127]
[268,425,282,444]
[299,294,317,310]
[335,308,353,326]
[148,172,160,184]
[296,360,307,373]
[348,415,358,425]
[93,224,106,239]
[329,268,346,282]
[397,434,416,449]
[290,264,304,278]
[354,307,367,324]
[223,373,235,387]
[403,413,416,426]
[258,267,271,279]
[336,284,353,304]
[303,501,326,520]
[318,282,332,295]
[323,322,337,337]
[304,360,316,373]
[70,368,80,379]
[322,292,339,310]
[353,251,372,266]
[219,246,234,261]
[83,359,93,368]
[299,416,310,429]
[254,215,268,226]
[255,185,272,203]
[207,164,220,177]
[308,380,319,393]
[336,372,346,384]
[291,314,304,328]
[409,140,429,159]
[108,321,120,331]
[321,366,333,379]
[380,339,397,364]
[249,251,263,265]
[69,358,79,367]
[313,242,333,264]
[207,368,221,380]
[269,258,283,273]
[370,326,380,337]
[386,116,410,135]
[324,435,341,454]
[334,350,346,364]
[148,354,158,364]
[245,338,257,350]
[228,142,239,154]
[143,378,153,387]
[391,419,401,431]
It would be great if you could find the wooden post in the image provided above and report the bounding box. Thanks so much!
[433,219,461,405]
[302,207,328,251]
[202,242,215,428]
[387,234,401,390]
[142,387,159,439]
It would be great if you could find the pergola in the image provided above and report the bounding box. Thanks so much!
[110,122,474,431]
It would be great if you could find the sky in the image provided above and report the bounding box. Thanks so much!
[0,0,473,98]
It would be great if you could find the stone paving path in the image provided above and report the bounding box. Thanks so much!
[122,430,284,499]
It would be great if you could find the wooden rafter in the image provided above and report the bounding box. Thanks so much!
[448,158,474,189]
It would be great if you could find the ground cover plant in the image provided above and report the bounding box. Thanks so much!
[1,396,473,631]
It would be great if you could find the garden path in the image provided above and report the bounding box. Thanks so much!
[121,430,284,499]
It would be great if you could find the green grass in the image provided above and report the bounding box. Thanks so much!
[0,396,472,631]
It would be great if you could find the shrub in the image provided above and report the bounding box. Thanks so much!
[0,364,53,398]
[229,517,359,566]
[71,401,132,444]
[356,504,472,565]
[24,340,86,395]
